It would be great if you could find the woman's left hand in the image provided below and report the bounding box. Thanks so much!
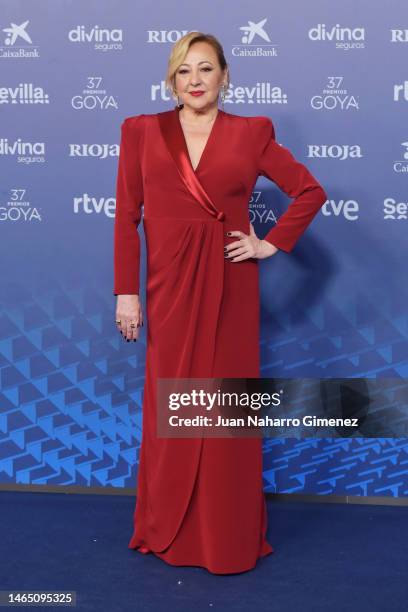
[225,222,279,262]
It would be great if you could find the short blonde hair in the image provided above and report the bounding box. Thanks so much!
[165,31,229,97]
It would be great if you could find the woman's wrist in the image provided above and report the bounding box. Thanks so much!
[258,239,279,258]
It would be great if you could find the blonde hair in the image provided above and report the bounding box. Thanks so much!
[165,31,229,98]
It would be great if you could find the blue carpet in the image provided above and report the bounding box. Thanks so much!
[0,491,406,611]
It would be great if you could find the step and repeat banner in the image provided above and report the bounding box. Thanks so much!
[1,1,407,498]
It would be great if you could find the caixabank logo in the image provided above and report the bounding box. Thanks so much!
[393,142,408,173]
[0,19,39,59]
[231,18,278,57]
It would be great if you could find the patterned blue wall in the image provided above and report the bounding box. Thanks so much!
[1,0,407,497]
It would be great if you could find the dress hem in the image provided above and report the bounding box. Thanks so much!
[128,540,274,575]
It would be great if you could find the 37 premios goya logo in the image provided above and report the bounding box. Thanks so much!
[71,77,118,111]
[1,188,41,222]
[311,76,359,111]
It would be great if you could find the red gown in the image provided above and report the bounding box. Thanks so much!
[113,106,327,574]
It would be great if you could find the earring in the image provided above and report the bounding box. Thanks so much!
[173,90,182,109]
[220,84,226,111]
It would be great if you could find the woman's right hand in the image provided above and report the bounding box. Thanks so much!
[115,295,144,341]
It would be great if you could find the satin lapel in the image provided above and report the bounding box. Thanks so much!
[157,109,225,222]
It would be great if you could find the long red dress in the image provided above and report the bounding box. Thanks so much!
[113,106,327,574]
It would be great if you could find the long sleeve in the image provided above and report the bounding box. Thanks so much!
[113,115,145,295]
[252,116,327,253]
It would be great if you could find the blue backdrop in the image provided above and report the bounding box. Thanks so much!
[1,0,407,498]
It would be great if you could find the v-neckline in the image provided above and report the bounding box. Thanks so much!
[175,106,222,174]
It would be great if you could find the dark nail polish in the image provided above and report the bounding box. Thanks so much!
[224,247,227,252]
[227,232,232,236]
[127,339,130,342]
[133,339,136,342]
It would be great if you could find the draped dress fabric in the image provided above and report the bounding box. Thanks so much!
[113,106,327,574]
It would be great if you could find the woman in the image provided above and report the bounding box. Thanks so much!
[113,32,327,574]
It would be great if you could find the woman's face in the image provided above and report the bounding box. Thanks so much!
[173,41,227,111]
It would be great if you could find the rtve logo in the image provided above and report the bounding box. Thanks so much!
[393,81,408,102]
[322,200,359,221]
[73,193,116,217]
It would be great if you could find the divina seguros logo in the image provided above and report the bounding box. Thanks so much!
[68,25,123,51]
[308,23,365,50]
[0,138,46,164]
